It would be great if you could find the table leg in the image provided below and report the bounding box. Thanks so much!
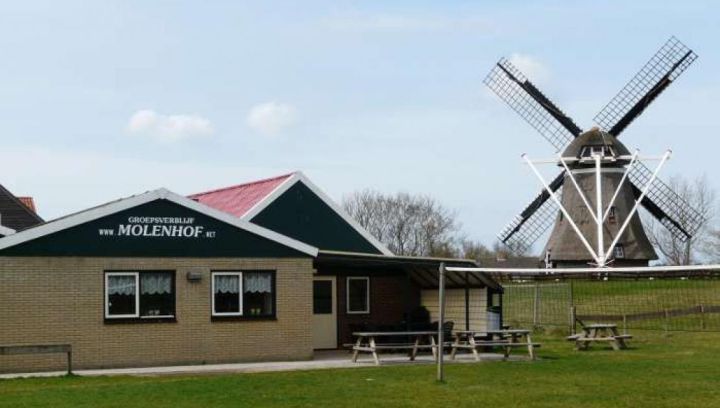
[611,326,627,350]
[430,335,438,361]
[351,337,362,362]
[526,333,535,360]
[411,335,420,361]
[450,334,460,360]
[369,337,380,366]
[469,334,479,361]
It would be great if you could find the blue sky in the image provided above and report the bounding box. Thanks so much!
[1,1,718,247]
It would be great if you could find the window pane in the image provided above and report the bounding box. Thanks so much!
[313,281,332,314]
[214,275,240,314]
[140,272,174,317]
[348,278,368,313]
[244,272,273,316]
[107,275,136,316]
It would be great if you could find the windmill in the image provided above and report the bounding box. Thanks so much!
[484,37,704,268]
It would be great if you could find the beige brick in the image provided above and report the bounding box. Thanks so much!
[0,257,315,373]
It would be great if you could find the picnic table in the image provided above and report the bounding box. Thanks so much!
[567,323,632,351]
[450,329,540,361]
[351,331,438,365]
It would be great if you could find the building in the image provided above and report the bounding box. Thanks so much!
[0,184,43,237]
[0,173,500,373]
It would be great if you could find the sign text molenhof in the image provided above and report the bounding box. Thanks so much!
[98,216,217,239]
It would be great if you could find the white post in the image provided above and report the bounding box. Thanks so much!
[559,156,598,223]
[437,262,446,382]
[595,154,605,265]
[603,150,639,222]
[605,150,672,257]
[523,154,600,264]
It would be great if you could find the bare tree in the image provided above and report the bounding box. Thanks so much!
[342,190,460,257]
[644,175,715,265]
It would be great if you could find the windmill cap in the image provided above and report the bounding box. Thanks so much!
[562,128,631,157]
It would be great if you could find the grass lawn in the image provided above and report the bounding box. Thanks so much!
[2,331,720,407]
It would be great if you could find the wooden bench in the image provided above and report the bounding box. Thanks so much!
[352,331,439,365]
[451,330,541,361]
[0,344,73,374]
[568,324,632,351]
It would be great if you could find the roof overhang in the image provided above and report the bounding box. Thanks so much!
[315,250,502,291]
[0,225,16,237]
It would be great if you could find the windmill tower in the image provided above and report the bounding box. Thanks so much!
[484,37,705,267]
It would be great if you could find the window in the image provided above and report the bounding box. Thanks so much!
[608,206,617,224]
[105,271,175,319]
[580,145,615,158]
[212,271,275,317]
[346,277,369,314]
[614,244,625,259]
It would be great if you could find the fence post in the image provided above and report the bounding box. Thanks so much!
[568,281,574,334]
[533,282,540,327]
[437,262,445,382]
[622,314,627,335]
[700,304,705,331]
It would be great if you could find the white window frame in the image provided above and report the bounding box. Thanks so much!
[346,276,370,314]
[608,206,617,223]
[105,272,140,319]
[211,272,243,317]
[614,244,625,259]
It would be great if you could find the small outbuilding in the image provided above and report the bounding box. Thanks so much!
[0,172,500,373]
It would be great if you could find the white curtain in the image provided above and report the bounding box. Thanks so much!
[244,273,272,293]
[108,275,136,295]
[141,273,172,295]
[215,275,240,294]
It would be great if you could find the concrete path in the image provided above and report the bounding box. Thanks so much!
[0,351,521,380]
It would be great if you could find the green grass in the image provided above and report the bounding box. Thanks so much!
[2,331,720,407]
[503,279,720,331]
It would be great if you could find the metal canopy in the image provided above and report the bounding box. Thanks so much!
[314,250,501,291]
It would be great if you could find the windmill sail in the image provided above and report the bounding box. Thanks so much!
[594,36,698,137]
[628,161,705,242]
[484,58,582,150]
[498,172,565,250]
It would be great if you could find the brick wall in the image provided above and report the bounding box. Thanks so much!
[0,257,314,373]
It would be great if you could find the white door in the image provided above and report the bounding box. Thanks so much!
[312,277,337,349]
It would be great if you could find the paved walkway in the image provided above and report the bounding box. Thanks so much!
[0,351,518,380]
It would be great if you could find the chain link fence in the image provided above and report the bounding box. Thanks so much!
[501,274,720,333]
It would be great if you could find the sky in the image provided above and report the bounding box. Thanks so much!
[1,1,719,249]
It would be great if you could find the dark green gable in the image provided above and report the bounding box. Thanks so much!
[0,199,308,258]
[250,182,382,254]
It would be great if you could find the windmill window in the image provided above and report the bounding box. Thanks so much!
[608,207,617,223]
[614,244,625,259]
[580,145,615,158]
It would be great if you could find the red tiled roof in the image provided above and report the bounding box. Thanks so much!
[17,197,36,213]
[188,172,295,218]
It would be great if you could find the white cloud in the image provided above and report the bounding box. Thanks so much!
[508,53,550,83]
[127,109,214,142]
[246,102,297,136]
